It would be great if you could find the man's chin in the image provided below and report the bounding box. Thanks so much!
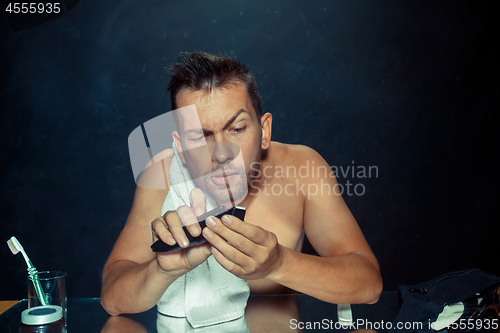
[205,182,248,206]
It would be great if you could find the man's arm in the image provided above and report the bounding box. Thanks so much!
[100,184,213,315]
[202,145,382,304]
[274,145,382,303]
[100,185,177,315]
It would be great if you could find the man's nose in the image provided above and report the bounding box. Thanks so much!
[210,142,236,166]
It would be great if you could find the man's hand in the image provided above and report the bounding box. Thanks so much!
[202,214,284,280]
[151,188,212,272]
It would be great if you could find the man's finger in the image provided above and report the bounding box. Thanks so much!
[210,246,244,276]
[189,188,206,217]
[164,210,189,247]
[176,205,202,237]
[220,215,270,246]
[203,226,252,267]
[151,217,175,245]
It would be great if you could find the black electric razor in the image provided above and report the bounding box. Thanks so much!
[151,205,246,252]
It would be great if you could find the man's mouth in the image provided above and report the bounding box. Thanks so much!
[209,171,239,186]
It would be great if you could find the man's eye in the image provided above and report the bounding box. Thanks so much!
[232,127,245,133]
[192,136,205,141]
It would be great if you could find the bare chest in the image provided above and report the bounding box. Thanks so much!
[241,177,305,252]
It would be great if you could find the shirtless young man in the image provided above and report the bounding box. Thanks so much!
[100,52,382,316]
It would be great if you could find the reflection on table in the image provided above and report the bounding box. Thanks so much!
[0,292,399,332]
[102,295,303,332]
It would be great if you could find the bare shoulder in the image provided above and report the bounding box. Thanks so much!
[269,142,328,171]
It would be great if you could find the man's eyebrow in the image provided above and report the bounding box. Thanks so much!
[184,109,248,136]
[222,109,248,129]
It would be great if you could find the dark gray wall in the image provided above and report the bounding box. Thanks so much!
[1,0,498,300]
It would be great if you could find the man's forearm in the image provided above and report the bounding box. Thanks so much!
[100,259,185,315]
[269,246,382,304]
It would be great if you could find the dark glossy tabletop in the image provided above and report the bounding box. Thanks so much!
[0,292,399,332]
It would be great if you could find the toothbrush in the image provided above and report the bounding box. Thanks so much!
[7,236,49,306]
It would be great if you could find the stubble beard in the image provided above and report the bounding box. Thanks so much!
[191,151,262,206]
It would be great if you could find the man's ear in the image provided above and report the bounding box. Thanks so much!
[260,112,272,150]
[172,131,187,164]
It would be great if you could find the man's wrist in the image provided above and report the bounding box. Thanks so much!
[154,258,188,280]
[266,244,289,283]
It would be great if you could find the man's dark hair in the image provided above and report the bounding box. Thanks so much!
[166,52,263,118]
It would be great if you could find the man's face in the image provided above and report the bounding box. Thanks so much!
[174,83,263,206]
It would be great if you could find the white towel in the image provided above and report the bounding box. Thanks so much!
[156,144,250,328]
[157,312,249,333]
